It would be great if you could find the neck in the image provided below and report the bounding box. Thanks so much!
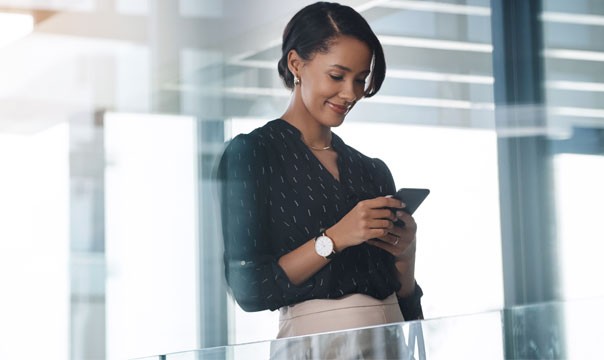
[286,121,332,149]
[281,109,332,150]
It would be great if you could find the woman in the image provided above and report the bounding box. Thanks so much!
[218,1,423,341]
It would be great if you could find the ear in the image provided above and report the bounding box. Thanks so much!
[287,49,303,78]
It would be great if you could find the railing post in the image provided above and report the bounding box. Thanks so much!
[490,0,565,358]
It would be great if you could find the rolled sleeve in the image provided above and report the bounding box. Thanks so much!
[398,282,424,320]
[218,134,303,311]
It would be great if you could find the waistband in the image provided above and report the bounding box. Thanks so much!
[279,293,399,321]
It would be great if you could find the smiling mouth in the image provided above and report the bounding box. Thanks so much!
[326,101,352,114]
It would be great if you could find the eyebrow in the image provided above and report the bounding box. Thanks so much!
[329,64,370,75]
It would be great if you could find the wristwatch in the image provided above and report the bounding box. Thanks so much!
[314,231,337,259]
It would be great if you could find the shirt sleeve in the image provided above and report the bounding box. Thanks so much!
[371,158,397,196]
[398,282,424,320]
[217,134,308,312]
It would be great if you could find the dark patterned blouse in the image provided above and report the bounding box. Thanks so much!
[218,119,422,319]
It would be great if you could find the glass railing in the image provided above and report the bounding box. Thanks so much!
[135,297,604,359]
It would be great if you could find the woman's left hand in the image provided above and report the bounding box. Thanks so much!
[369,210,418,298]
[367,210,417,261]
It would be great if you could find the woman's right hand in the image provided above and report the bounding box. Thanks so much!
[326,196,405,251]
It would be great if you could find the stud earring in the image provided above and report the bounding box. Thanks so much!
[294,76,300,86]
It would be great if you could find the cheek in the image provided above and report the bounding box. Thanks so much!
[302,81,333,105]
[354,86,365,100]
[314,79,336,96]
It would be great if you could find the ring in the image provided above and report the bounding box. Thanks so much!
[393,238,399,246]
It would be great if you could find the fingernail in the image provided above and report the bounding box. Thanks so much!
[396,211,404,217]
[385,195,393,198]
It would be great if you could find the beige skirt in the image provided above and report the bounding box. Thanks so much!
[277,292,403,338]
[271,293,406,359]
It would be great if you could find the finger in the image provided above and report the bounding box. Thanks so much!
[396,211,417,229]
[385,225,404,238]
[367,239,397,255]
[385,196,406,209]
[371,208,397,220]
[368,219,393,230]
[378,233,400,245]
[367,228,391,239]
[365,196,405,210]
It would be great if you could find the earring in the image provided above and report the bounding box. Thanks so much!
[294,76,300,86]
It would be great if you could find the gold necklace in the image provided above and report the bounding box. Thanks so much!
[302,135,332,151]
[309,144,332,151]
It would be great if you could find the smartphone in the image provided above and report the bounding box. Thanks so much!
[393,188,430,215]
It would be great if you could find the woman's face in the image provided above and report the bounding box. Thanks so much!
[295,35,372,128]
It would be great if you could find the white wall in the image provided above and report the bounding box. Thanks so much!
[0,123,70,359]
[104,112,199,359]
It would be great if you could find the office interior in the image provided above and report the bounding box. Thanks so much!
[0,0,603,359]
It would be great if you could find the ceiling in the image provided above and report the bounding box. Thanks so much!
[0,0,602,134]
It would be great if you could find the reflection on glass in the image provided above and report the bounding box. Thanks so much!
[543,0,604,300]
[160,306,510,359]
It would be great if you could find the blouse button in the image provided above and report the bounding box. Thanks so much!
[240,260,246,266]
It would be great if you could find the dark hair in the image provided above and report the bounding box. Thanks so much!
[277,2,386,98]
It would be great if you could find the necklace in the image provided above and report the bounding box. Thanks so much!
[302,135,332,151]
[308,143,332,151]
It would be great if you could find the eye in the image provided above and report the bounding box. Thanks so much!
[355,78,367,85]
[329,74,344,81]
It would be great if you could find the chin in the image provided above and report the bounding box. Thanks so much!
[323,117,346,128]
[323,111,348,127]
[312,108,348,128]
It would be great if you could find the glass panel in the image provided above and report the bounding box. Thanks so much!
[542,0,604,300]
[151,299,604,359]
[542,2,604,357]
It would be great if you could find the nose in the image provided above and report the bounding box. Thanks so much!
[339,80,358,104]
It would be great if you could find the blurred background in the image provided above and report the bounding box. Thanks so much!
[0,0,602,359]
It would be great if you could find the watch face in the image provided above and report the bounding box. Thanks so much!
[315,235,334,257]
